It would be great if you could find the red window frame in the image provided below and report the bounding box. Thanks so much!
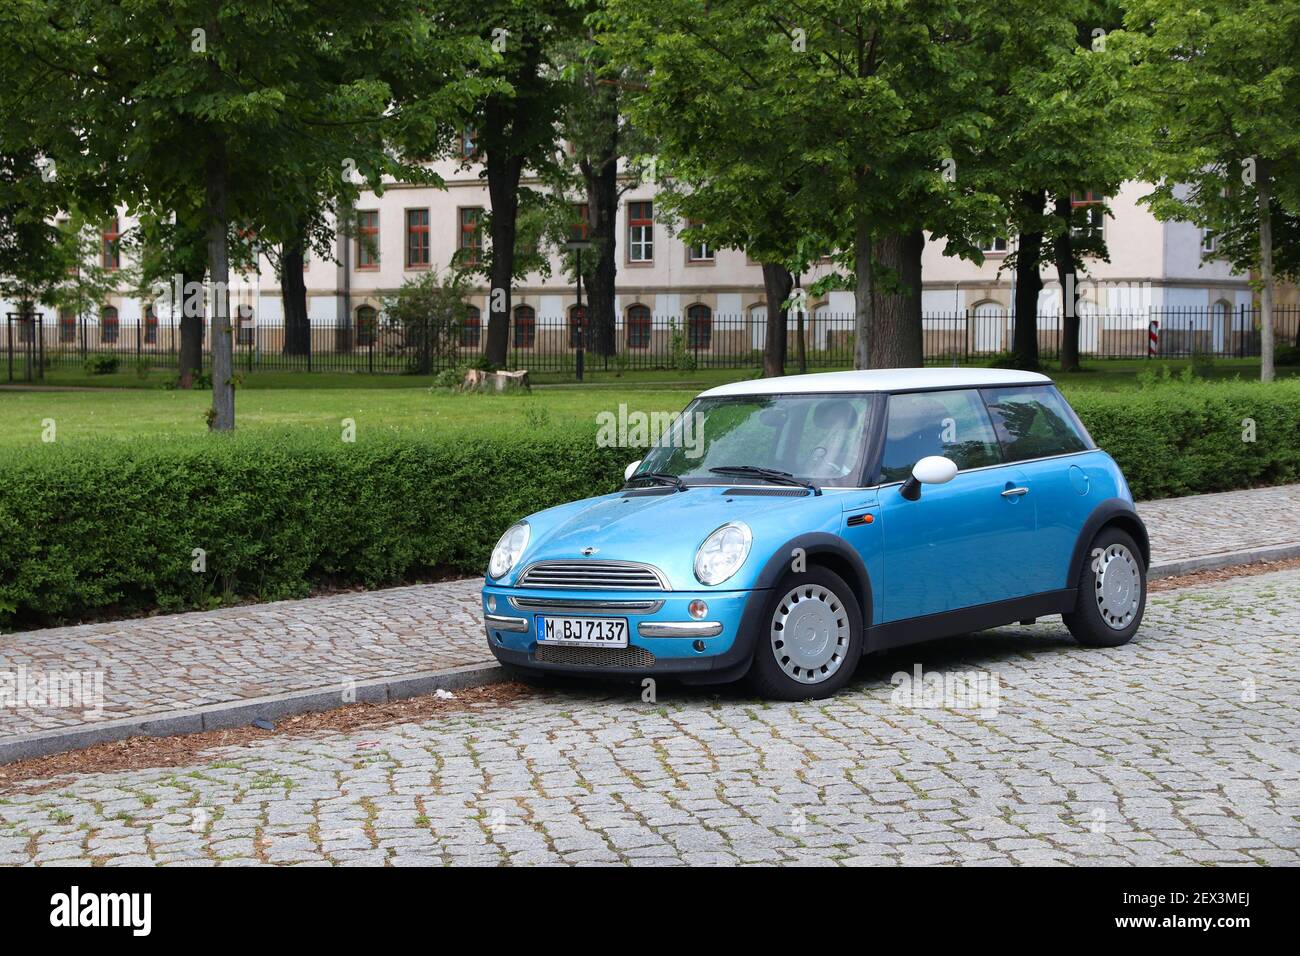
[144,306,158,344]
[405,208,430,269]
[356,306,377,347]
[458,207,482,266]
[460,305,481,347]
[101,305,119,344]
[513,305,535,348]
[626,305,651,349]
[570,203,590,243]
[627,201,653,262]
[58,309,76,343]
[687,304,712,349]
[102,219,121,271]
[356,211,379,269]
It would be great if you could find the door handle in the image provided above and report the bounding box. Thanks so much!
[1001,486,1029,498]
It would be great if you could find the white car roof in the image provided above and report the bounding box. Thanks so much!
[698,367,1052,398]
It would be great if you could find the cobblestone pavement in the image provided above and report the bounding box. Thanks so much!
[2,482,1298,741]
[0,568,1295,866]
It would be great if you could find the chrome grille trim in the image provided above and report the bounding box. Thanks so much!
[517,560,668,591]
[510,596,664,613]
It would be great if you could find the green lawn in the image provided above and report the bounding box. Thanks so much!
[1,355,1294,448]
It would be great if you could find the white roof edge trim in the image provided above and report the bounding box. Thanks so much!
[697,367,1053,398]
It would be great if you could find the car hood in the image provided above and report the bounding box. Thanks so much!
[503,485,857,591]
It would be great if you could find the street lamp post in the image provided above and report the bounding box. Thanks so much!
[563,239,593,382]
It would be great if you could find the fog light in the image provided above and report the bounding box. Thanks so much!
[487,595,497,613]
[692,640,706,653]
[688,599,708,620]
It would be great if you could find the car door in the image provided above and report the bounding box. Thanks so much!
[980,384,1098,594]
[875,388,1039,622]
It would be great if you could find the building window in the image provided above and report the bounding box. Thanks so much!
[356,305,377,347]
[460,305,481,347]
[1201,228,1218,255]
[686,221,713,262]
[626,305,651,349]
[980,236,1008,254]
[513,305,535,348]
[628,201,653,262]
[59,308,76,343]
[356,211,379,269]
[101,305,119,344]
[1070,191,1106,240]
[144,305,158,344]
[102,219,121,270]
[570,203,590,243]
[687,304,712,349]
[458,207,482,266]
[460,128,478,161]
[569,305,586,348]
[406,208,430,268]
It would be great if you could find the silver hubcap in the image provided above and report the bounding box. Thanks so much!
[770,583,851,684]
[1095,543,1141,630]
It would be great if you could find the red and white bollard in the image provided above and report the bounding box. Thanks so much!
[1147,318,1160,358]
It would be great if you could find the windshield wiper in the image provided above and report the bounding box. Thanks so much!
[626,471,688,492]
[709,466,820,496]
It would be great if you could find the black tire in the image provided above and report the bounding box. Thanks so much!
[1063,526,1146,648]
[747,566,864,701]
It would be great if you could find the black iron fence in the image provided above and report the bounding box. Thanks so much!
[6,305,1298,382]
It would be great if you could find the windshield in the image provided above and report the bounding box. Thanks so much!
[634,394,874,487]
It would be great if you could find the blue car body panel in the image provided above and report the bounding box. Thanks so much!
[480,370,1146,684]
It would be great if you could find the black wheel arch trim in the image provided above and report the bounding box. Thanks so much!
[752,531,874,628]
[1069,498,1151,584]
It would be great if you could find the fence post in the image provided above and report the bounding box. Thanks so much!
[37,313,44,381]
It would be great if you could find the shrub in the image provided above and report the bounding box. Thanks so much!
[83,354,120,375]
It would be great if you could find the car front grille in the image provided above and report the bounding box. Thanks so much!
[535,644,657,668]
[517,561,667,591]
[510,596,664,613]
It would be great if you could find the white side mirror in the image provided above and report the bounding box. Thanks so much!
[624,459,643,482]
[901,455,958,500]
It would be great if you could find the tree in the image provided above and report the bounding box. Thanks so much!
[1116,0,1300,381]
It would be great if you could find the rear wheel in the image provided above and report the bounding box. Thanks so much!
[1063,527,1146,648]
[747,566,864,700]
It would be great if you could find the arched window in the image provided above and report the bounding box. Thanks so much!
[144,305,159,344]
[101,305,119,344]
[356,305,377,347]
[626,305,651,349]
[569,304,587,348]
[59,308,76,343]
[513,305,535,348]
[686,304,711,349]
[460,305,481,348]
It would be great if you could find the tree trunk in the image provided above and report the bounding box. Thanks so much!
[1013,189,1047,369]
[281,240,310,356]
[1053,193,1081,372]
[177,266,204,388]
[484,148,523,368]
[206,142,234,431]
[853,205,873,369]
[1257,157,1275,382]
[869,230,925,368]
[760,262,792,377]
[587,156,618,357]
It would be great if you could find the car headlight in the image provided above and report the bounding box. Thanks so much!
[694,522,752,586]
[489,521,530,579]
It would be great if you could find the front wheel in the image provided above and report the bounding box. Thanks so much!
[1063,527,1146,648]
[747,566,864,700]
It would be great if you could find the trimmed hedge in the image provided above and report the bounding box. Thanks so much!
[1,379,1297,627]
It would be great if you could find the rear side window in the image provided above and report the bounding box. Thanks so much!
[879,389,1001,482]
[980,385,1092,462]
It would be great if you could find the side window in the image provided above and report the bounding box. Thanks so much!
[980,386,1092,463]
[879,389,1001,482]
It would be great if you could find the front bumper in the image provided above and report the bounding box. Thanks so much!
[480,583,768,684]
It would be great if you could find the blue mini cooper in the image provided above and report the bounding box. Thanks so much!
[482,368,1149,700]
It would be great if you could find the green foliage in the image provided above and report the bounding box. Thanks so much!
[82,354,120,375]
[380,269,475,374]
[0,427,627,628]
[3,381,1298,627]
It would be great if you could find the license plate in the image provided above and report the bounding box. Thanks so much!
[536,616,629,647]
